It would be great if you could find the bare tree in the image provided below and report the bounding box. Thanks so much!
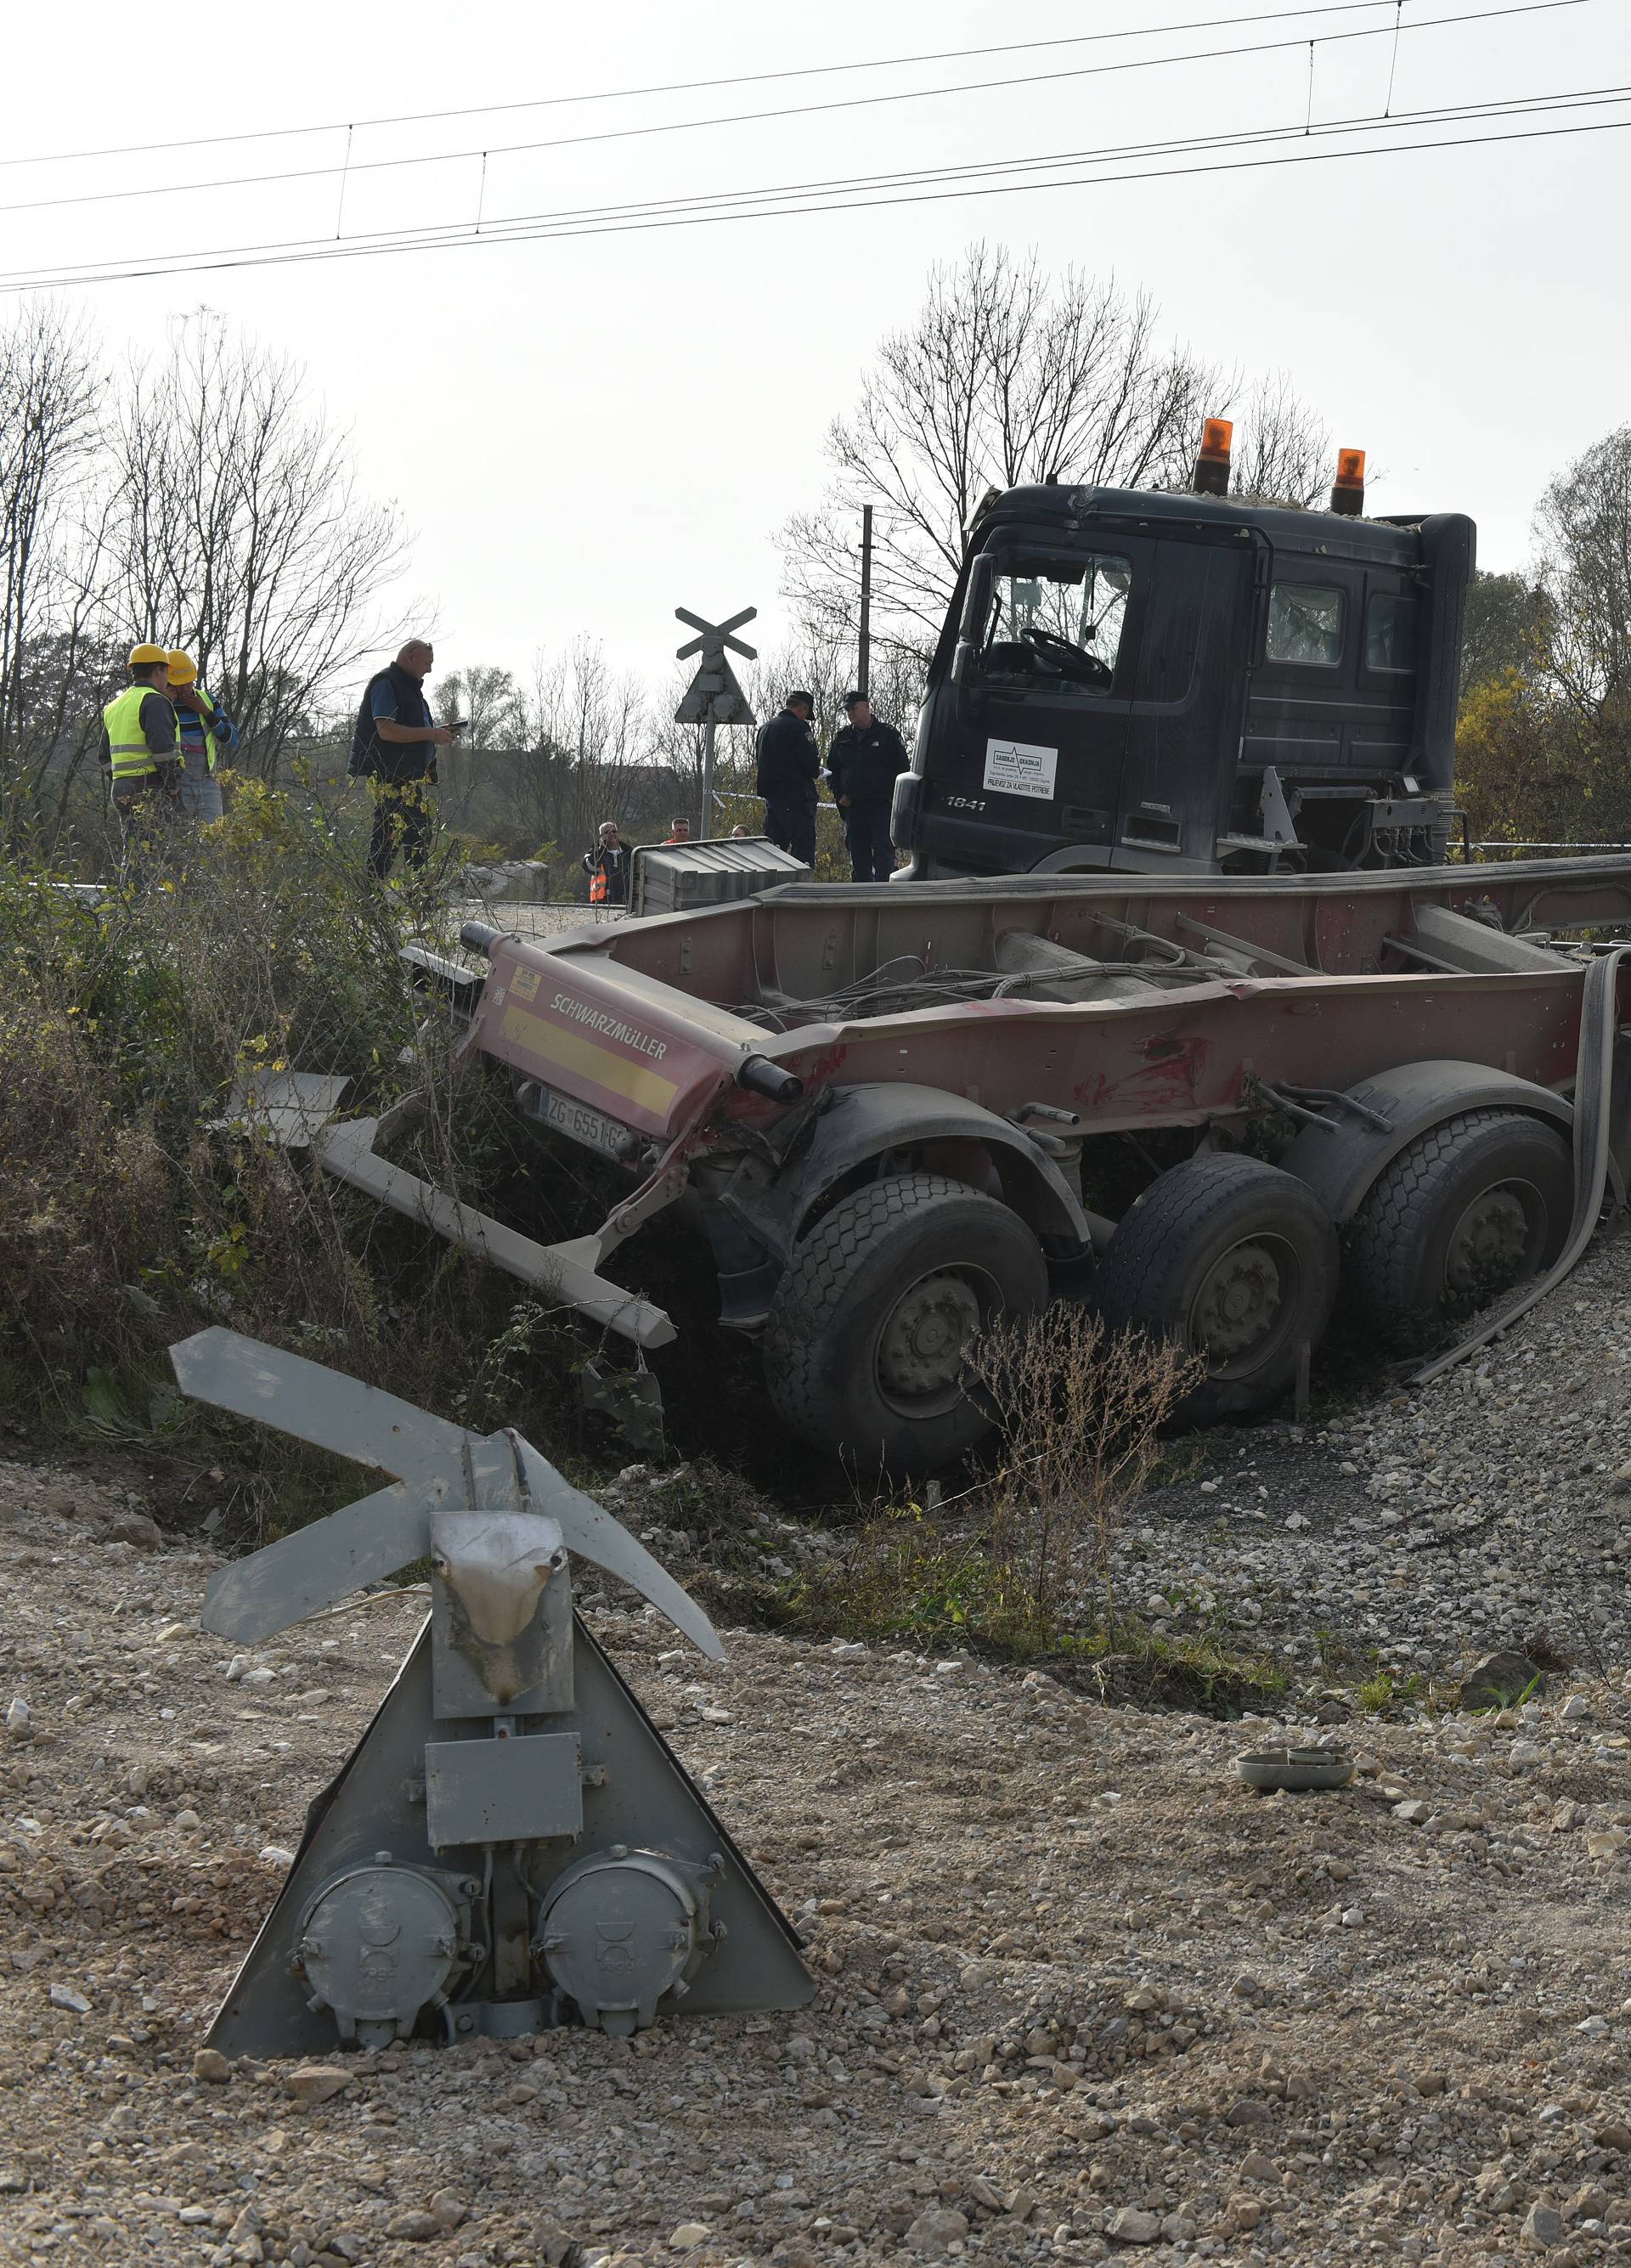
[511,639,655,866]
[781,245,1329,670]
[0,304,110,838]
[109,314,408,780]
[431,663,522,838]
[434,664,522,750]
[1227,372,1330,506]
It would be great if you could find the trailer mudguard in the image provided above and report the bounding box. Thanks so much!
[1278,1058,1574,1224]
[722,1080,1091,1258]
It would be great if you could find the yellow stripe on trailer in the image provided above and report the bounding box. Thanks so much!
[499,1002,680,1116]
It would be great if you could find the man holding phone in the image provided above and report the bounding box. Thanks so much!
[349,637,462,881]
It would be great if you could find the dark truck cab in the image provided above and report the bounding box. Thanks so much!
[894,453,1473,877]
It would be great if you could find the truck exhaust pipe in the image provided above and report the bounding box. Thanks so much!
[1191,416,1233,497]
[1329,447,1366,516]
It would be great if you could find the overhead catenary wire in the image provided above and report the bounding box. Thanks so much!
[1,86,1623,296]
[11,78,1624,285]
[0,0,1589,223]
[0,0,1497,174]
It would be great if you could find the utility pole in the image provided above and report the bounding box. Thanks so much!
[857,504,873,701]
[674,606,757,838]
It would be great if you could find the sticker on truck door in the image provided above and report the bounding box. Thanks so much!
[983,737,1058,800]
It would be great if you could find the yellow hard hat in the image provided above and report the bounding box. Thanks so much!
[166,650,197,686]
[128,641,169,669]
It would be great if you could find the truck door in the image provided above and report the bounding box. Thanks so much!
[937,539,1152,866]
[1116,535,1254,867]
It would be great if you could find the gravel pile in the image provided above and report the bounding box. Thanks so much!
[1120,1232,1631,1695]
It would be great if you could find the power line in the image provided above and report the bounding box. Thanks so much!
[2,102,1623,298]
[0,0,1448,174]
[0,0,1588,223]
[8,79,1617,293]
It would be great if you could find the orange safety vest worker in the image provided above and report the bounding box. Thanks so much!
[583,838,628,905]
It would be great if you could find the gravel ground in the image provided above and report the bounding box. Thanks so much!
[447,902,624,943]
[9,1364,1631,2268]
[1119,1227,1631,1696]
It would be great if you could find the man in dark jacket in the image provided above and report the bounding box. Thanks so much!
[753,691,820,867]
[826,691,909,883]
[350,638,456,880]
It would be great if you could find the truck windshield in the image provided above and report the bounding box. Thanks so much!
[979,551,1132,691]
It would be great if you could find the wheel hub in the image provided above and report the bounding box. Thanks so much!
[876,1272,982,1403]
[1190,1241,1284,1361]
[1445,1186,1531,1295]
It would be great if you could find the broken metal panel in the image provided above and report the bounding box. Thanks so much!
[513,1440,724,1664]
[202,1481,433,1644]
[423,1730,584,1849]
[172,1327,468,1477]
[208,1070,353,1150]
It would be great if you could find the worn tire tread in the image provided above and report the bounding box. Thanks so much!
[1096,1154,1338,1424]
[762,1172,978,1437]
[1347,1108,1570,1345]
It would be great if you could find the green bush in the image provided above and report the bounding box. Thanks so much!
[0,784,583,1522]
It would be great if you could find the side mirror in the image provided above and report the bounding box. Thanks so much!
[959,553,996,644]
[951,555,995,706]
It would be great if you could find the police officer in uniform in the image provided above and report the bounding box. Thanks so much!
[753,690,820,867]
[826,691,909,883]
[99,642,182,884]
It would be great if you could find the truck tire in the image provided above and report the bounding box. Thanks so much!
[1346,1109,1572,1347]
[1095,1155,1339,1425]
[761,1171,1047,1473]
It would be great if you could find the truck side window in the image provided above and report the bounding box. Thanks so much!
[980,553,1132,693]
[1265,582,1346,667]
[1365,591,1417,671]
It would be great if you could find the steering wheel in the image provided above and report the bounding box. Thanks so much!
[1021,624,1112,686]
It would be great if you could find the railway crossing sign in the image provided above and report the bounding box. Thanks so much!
[167,1326,813,2057]
[674,605,757,727]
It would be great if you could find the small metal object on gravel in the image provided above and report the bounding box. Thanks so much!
[1236,1747,1355,1792]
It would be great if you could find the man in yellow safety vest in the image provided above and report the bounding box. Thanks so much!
[99,643,182,883]
[166,651,238,824]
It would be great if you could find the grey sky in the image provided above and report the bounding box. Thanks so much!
[8,0,1628,690]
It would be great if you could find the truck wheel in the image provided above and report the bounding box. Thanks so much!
[762,1172,1047,1473]
[1346,1109,1572,1347]
[1095,1155,1339,1425]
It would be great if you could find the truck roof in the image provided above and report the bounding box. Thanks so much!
[972,482,1446,565]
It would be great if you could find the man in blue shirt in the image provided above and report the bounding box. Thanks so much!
[350,639,456,880]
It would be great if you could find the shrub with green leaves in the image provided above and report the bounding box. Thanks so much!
[0,785,580,1509]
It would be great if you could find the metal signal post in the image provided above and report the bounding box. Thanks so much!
[674,606,757,837]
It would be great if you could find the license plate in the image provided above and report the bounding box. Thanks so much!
[533,1083,629,1159]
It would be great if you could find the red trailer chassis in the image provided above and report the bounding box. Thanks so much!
[325,858,1631,1470]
